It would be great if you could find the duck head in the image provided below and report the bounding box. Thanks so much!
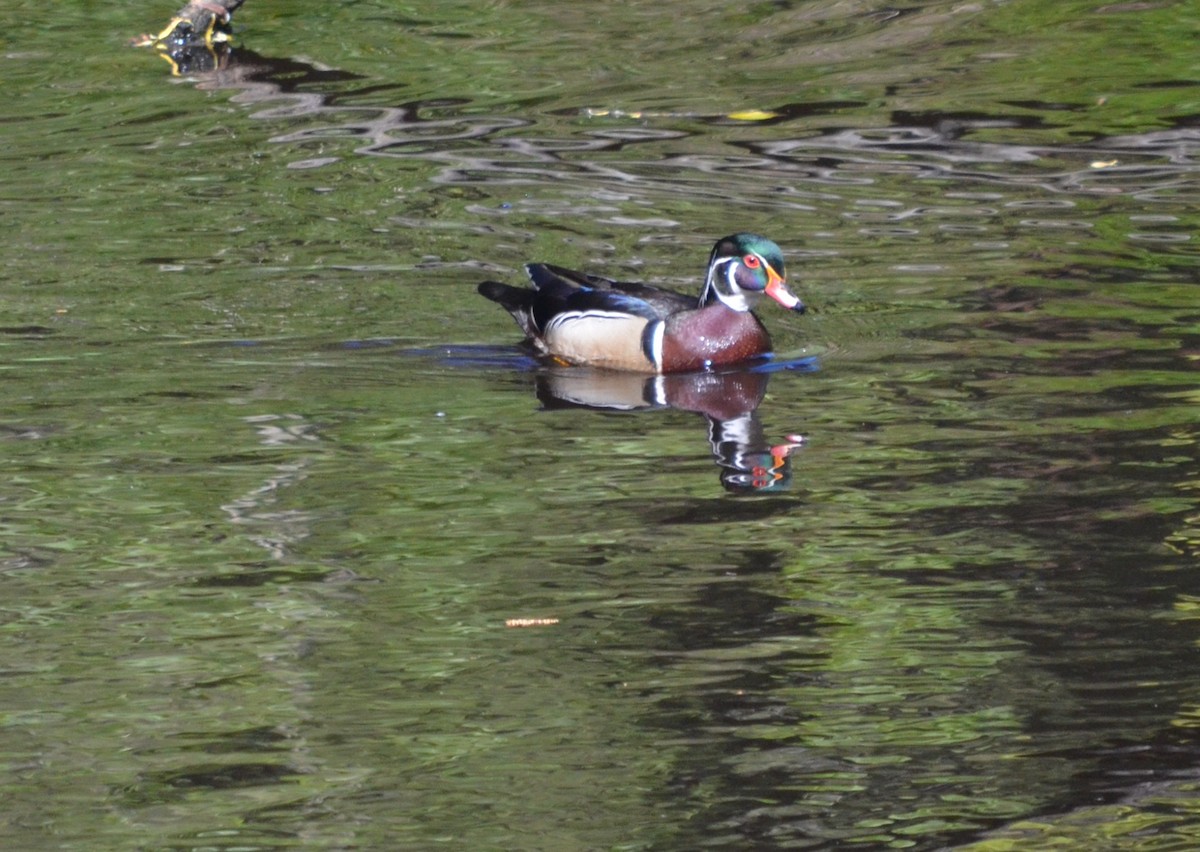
[700,233,805,314]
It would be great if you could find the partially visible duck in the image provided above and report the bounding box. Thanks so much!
[477,233,805,373]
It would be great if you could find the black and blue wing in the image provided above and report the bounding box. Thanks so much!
[525,263,661,334]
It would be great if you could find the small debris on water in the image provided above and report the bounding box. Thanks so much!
[505,617,560,628]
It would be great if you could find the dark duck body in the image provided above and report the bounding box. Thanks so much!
[477,233,806,373]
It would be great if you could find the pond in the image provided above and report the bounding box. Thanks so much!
[2,0,1198,848]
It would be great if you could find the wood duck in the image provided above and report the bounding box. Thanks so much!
[477,233,806,373]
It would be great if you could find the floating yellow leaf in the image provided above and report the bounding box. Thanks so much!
[727,109,779,121]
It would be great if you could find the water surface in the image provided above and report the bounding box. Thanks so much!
[2,0,1198,848]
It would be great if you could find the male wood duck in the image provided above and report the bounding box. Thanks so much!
[477,233,806,373]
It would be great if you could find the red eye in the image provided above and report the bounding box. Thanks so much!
[743,254,761,268]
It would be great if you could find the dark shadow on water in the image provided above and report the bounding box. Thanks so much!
[399,343,541,372]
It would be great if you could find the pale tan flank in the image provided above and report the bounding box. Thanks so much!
[543,314,654,371]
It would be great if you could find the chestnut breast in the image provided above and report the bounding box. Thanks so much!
[659,306,773,373]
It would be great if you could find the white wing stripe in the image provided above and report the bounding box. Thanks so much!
[545,310,644,334]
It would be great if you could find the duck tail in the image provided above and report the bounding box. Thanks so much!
[477,280,532,311]
[478,280,540,340]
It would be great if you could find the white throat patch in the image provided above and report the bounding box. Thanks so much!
[708,258,753,313]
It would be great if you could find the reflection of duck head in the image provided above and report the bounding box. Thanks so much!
[534,367,803,494]
[708,412,802,494]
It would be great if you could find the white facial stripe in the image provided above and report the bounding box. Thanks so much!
[712,259,750,312]
[724,258,740,287]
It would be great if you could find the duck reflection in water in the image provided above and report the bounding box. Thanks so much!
[535,366,808,494]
